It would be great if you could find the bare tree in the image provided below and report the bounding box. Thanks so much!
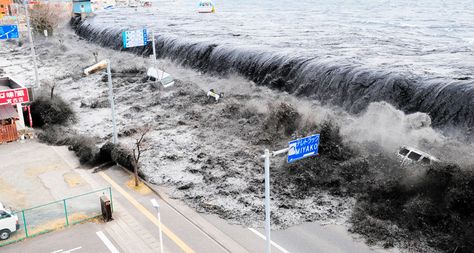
[29,3,70,36]
[131,126,151,187]
[41,78,56,99]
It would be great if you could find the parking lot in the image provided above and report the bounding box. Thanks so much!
[0,140,94,210]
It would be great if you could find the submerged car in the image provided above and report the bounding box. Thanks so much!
[397,146,439,166]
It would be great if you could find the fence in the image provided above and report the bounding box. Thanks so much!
[0,123,18,143]
[0,187,112,247]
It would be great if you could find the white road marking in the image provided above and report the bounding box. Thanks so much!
[65,246,82,252]
[96,231,120,253]
[51,247,82,253]
[248,228,291,253]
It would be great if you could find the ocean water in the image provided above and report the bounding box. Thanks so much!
[76,0,474,135]
[92,0,474,78]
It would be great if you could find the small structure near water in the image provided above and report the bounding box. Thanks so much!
[73,0,92,15]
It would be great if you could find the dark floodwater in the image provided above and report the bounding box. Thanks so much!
[75,0,474,135]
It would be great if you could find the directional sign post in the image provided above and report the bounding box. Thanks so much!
[0,25,19,40]
[287,134,320,163]
[122,29,148,48]
[260,134,320,253]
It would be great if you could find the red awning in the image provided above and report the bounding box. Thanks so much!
[0,104,18,120]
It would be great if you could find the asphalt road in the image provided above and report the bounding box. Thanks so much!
[1,223,117,253]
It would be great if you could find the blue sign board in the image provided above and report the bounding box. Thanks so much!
[122,29,148,48]
[73,1,92,14]
[0,25,19,40]
[287,134,320,163]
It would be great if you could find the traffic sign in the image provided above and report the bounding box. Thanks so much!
[287,134,320,163]
[0,25,19,40]
[122,29,148,48]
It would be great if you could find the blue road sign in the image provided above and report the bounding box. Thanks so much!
[0,25,19,40]
[122,29,148,48]
[287,134,320,163]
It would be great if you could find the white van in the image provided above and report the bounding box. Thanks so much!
[0,202,20,240]
[397,146,439,166]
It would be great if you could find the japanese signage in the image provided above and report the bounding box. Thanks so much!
[287,134,320,163]
[0,88,30,105]
[122,29,148,48]
[0,25,19,40]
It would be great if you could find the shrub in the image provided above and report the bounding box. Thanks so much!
[30,96,75,127]
[99,142,134,171]
[263,102,301,136]
[29,3,70,36]
[60,136,98,164]
[37,127,99,165]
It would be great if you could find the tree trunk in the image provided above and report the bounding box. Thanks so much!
[134,163,140,187]
[50,86,55,100]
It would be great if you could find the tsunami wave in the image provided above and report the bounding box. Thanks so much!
[72,17,474,139]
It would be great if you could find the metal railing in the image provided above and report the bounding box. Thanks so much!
[0,187,112,247]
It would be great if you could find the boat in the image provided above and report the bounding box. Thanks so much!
[197,0,215,13]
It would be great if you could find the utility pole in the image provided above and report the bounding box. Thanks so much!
[23,0,39,88]
[264,148,271,253]
[151,30,157,66]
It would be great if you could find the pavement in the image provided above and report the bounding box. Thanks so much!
[0,140,394,253]
[1,223,115,253]
[0,140,91,209]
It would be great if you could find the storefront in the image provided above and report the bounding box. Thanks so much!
[0,77,32,143]
[0,104,18,143]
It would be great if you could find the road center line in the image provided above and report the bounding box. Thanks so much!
[96,231,120,253]
[99,171,196,253]
[50,250,63,253]
[248,228,291,253]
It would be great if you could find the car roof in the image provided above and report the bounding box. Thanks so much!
[400,146,439,161]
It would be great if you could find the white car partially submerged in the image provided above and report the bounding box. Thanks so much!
[397,146,439,166]
[0,202,20,240]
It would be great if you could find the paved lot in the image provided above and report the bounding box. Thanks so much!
[1,223,116,253]
[0,140,91,209]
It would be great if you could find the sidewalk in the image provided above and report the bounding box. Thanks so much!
[83,165,250,253]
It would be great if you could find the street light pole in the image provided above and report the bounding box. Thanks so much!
[106,60,118,144]
[151,198,164,253]
[84,60,118,144]
[23,0,39,88]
